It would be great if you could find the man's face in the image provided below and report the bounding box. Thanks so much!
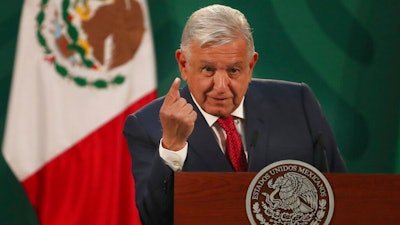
[176,38,258,117]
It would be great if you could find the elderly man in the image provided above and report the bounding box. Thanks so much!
[123,4,346,225]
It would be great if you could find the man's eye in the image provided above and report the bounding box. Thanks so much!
[228,68,241,77]
[202,67,215,75]
[230,68,240,73]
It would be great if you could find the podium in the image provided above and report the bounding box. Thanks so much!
[174,172,400,225]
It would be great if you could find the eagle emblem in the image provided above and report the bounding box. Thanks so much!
[264,172,318,214]
[246,160,334,225]
[36,0,145,89]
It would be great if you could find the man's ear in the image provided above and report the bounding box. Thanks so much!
[176,50,188,80]
[249,52,259,72]
[247,52,259,83]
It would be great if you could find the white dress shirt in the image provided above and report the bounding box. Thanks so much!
[159,95,246,171]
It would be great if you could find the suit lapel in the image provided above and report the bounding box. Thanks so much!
[244,84,271,172]
[180,87,233,171]
[180,83,274,172]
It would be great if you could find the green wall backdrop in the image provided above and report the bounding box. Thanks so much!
[1,0,399,224]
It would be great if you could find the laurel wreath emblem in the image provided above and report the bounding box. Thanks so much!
[36,0,126,89]
[252,199,327,225]
[246,161,334,225]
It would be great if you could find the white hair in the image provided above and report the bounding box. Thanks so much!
[180,4,255,58]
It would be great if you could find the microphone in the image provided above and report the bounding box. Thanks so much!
[313,132,330,173]
[247,131,259,168]
[249,130,259,149]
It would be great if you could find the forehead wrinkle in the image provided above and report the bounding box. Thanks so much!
[198,59,245,67]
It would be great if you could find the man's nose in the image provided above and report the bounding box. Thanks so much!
[213,71,229,90]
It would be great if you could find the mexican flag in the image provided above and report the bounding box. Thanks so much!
[2,0,156,224]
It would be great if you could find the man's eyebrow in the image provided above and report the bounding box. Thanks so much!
[198,61,244,67]
[232,62,244,66]
[199,60,215,65]
[227,62,245,68]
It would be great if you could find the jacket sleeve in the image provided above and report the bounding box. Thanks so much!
[123,113,175,225]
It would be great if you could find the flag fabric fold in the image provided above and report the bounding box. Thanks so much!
[2,0,155,224]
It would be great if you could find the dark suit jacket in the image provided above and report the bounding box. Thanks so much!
[123,79,346,225]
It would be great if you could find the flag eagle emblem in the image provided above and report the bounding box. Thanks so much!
[36,0,145,89]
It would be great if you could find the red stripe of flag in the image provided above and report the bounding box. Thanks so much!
[23,91,157,225]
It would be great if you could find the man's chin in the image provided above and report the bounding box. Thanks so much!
[204,106,234,117]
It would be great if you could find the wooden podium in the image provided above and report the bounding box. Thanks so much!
[174,172,400,225]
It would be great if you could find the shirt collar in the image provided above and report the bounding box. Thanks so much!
[190,93,245,127]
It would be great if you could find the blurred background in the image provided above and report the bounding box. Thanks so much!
[1,0,399,224]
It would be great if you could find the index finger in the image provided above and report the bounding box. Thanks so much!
[165,77,181,103]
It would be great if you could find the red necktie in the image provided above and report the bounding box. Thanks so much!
[217,116,248,172]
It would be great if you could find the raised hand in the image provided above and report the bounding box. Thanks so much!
[159,78,197,151]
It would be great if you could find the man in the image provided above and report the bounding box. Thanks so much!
[123,4,346,225]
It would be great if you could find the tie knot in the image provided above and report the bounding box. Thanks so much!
[217,115,236,133]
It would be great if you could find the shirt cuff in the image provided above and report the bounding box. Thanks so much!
[159,139,188,171]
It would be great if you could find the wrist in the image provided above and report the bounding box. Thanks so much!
[161,138,186,151]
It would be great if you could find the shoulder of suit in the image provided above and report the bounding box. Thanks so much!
[247,79,316,103]
[132,95,165,118]
[250,78,303,87]
[249,78,308,92]
[133,86,192,117]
